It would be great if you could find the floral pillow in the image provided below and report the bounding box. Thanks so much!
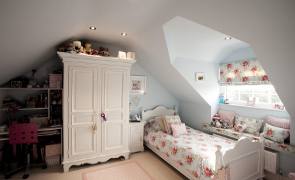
[233,121,247,132]
[235,116,263,135]
[145,117,162,132]
[163,115,182,134]
[263,123,290,143]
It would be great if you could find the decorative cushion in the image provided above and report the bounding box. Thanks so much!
[265,116,290,129]
[163,115,182,134]
[145,117,162,132]
[233,121,247,133]
[263,123,290,143]
[171,123,187,137]
[218,110,235,128]
[154,116,166,132]
[235,116,263,135]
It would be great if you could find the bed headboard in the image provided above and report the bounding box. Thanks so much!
[141,105,177,122]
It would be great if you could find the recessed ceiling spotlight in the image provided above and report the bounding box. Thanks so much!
[121,32,128,37]
[224,36,232,40]
[89,26,96,30]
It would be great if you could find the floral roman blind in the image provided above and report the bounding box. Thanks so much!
[219,59,270,85]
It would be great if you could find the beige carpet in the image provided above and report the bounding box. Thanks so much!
[82,160,153,180]
[2,151,185,180]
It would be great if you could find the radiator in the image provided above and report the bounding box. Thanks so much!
[264,150,278,174]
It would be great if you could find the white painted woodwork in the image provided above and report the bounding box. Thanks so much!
[129,122,144,153]
[58,52,135,172]
[102,67,129,155]
[264,150,278,174]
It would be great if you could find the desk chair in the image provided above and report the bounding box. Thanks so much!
[5,123,38,179]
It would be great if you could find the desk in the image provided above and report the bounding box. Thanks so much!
[0,126,62,169]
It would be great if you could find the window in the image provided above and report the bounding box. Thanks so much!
[220,84,285,110]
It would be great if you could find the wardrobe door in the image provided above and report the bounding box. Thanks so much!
[101,66,129,154]
[68,64,101,159]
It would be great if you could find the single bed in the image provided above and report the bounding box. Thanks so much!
[142,105,264,180]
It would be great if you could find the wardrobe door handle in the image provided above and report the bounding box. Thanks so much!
[101,112,107,121]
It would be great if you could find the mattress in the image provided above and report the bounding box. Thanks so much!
[144,125,235,179]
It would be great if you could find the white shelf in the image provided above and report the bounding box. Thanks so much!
[0,107,48,111]
[0,88,62,90]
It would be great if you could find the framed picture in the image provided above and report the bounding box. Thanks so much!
[130,76,146,94]
[195,72,205,81]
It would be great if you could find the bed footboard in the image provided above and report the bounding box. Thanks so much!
[220,137,264,180]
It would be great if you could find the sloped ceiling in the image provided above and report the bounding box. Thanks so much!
[163,16,250,63]
[1,0,295,143]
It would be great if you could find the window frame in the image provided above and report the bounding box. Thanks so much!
[220,84,285,111]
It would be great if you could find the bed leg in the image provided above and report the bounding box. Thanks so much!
[215,145,223,171]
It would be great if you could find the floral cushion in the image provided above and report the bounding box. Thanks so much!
[233,121,247,132]
[145,117,162,132]
[171,123,187,137]
[235,116,263,135]
[154,116,166,132]
[263,123,290,143]
[163,115,182,134]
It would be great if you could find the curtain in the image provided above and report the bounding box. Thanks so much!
[219,59,270,85]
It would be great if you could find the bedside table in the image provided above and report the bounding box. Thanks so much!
[129,121,144,153]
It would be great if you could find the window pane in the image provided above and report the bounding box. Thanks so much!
[221,84,284,110]
[255,94,268,104]
[240,94,249,102]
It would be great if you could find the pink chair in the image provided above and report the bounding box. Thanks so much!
[5,123,38,179]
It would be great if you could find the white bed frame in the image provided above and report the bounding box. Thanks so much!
[142,105,264,180]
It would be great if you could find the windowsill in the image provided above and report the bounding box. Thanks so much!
[219,103,287,112]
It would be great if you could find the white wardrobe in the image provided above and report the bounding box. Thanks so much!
[58,52,135,172]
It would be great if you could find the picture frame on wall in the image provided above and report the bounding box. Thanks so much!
[130,76,146,94]
[195,72,205,81]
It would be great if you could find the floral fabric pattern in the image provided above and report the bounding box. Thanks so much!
[235,116,263,135]
[262,123,290,143]
[144,123,235,180]
[233,121,247,133]
[219,59,270,85]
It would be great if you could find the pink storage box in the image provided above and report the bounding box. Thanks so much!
[49,74,62,88]
[45,144,61,157]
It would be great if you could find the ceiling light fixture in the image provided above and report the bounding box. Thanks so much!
[224,36,232,40]
[121,32,127,37]
[89,26,97,30]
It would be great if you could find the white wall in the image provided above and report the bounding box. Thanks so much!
[173,58,219,116]
[221,47,256,63]
[179,101,211,130]
[130,63,179,116]
[167,58,220,130]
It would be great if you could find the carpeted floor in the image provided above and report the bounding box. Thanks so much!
[2,150,185,180]
[1,150,290,180]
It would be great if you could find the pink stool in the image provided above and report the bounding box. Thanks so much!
[6,123,38,179]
